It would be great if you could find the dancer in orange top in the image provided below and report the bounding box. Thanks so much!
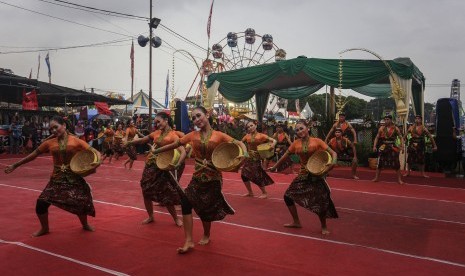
[101,122,115,164]
[152,106,247,254]
[128,112,186,226]
[113,123,125,160]
[270,120,338,235]
[5,116,101,237]
[240,120,276,198]
[123,120,144,169]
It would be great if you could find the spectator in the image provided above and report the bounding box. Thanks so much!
[41,117,50,141]
[22,120,34,153]
[9,120,22,154]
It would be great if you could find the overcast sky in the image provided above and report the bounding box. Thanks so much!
[1,0,464,105]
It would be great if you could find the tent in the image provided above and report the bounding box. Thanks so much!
[0,72,131,107]
[127,90,168,113]
[207,56,425,123]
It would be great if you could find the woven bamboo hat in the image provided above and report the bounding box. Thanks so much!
[70,149,101,176]
[212,142,245,172]
[306,150,332,176]
[156,149,181,170]
[257,143,274,159]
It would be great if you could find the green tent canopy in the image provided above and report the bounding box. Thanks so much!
[206,56,425,121]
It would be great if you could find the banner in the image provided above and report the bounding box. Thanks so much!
[22,89,39,110]
[94,102,112,115]
[130,41,134,80]
[165,70,169,108]
[45,52,51,83]
[37,54,41,80]
[207,0,215,39]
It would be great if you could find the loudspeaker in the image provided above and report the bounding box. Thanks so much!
[137,35,149,47]
[137,35,162,48]
[435,98,458,164]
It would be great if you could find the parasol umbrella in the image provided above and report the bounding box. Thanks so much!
[93,114,112,120]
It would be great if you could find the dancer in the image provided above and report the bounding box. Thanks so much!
[269,120,338,235]
[372,115,405,184]
[328,128,359,179]
[128,112,186,226]
[4,116,100,237]
[113,123,125,160]
[325,112,358,144]
[240,120,276,198]
[101,122,115,164]
[152,106,247,254]
[403,115,437,177]
[123,120,144,169]
[271,123,293,173]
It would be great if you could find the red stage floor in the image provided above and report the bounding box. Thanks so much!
[1,154,464,275]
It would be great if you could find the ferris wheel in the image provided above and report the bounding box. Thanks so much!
[174,28,286,116]
[207,28,286,115]
[211,28,285,71]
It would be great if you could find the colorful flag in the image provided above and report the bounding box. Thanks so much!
[207,0,215,39]
[130,40,134,80]
[165,70,169,108]
[36,54,41,80]
[45,52,51,83]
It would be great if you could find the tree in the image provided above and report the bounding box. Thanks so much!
[367,98,395,121]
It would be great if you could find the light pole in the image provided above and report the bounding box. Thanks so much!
[137,0,161,132]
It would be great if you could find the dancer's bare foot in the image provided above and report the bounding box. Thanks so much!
[371,178,379,182]
[422,174,429,178]
[198,235,210,245]
[403,173,410,177]
[174,218,183,227]
[284,223,302,228]
[82,224,95,232]
[321,228,330,235]
[32,228,49,237]
[258,193,268,199]
[142,217,154,224]
[398,180,406,185]
[177,241,195,254]
[352,175,359,180]
[242,193,254,197]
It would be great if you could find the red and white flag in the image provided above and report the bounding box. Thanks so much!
[207,0,215,39]
[22,89,39,110]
